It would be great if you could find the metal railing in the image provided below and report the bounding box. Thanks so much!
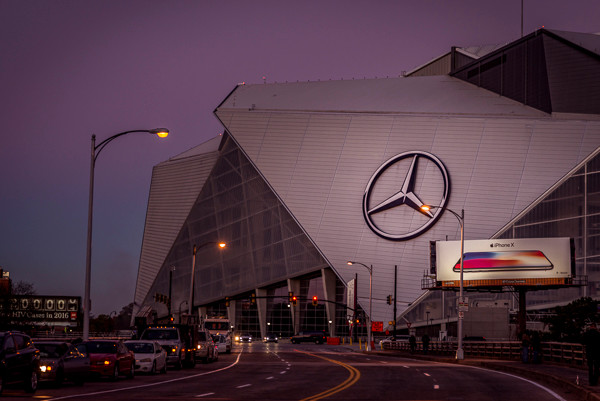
[381,340,587,367]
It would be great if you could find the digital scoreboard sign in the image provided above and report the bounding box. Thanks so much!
[1,295,80,325]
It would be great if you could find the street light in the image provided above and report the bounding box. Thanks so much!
[346,261,373,352]
[84,128,169,341]
[189,242,226,316]
[421,204,464,360]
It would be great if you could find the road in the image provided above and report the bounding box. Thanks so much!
[1,341,578,400]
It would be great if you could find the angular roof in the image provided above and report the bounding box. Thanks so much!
[218,75,546,118]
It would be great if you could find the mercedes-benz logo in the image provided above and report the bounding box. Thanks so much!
[362,151,450,241]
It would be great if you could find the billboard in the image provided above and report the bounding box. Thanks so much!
[434,238,574,288]
[0,295,81,325]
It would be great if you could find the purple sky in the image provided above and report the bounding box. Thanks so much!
[1,0,598,316]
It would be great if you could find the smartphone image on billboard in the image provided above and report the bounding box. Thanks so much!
[452,250,554,272]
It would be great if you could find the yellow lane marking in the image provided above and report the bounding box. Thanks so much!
[296,350,361,401]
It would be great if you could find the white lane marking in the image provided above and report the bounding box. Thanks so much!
[49,351,243,400]
[237,384,252,388]
[196,393,215,397]
[280,370,287,374]
[266,376,274,380]
[424,373,431,377]
[434,385,440,390]
[462,365,567,401]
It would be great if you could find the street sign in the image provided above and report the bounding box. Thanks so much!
[457,296,469,312]
[372,321,383,332]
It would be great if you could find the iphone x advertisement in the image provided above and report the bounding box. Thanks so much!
[435,237,573,284]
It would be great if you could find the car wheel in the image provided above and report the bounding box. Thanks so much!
[111,364,120,381]
[150,361,156,374]
[126,362,135,379]
[24,369,39,393]
[0,374,4,395]
[160,361,167,374]
[213,350,219,362]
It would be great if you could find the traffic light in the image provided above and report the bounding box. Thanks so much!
[288,291,294,302]
[250,293,256,305]
[386,295,392,305]
[225,297,230,307]
[312,295,318,306]
[291,296,298,306]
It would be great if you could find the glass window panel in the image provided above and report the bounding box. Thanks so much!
[588,153,600,173]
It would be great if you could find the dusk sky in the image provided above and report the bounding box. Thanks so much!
[1,0,598,316]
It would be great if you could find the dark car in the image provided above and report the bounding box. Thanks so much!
[82,340,135,380]
[290,331,326,344]
[463,336,486,341]
[263,333,278,343]
[0,331,40,395]
[36,341,89,386]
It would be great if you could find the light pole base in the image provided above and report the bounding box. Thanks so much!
[456,348,464,360]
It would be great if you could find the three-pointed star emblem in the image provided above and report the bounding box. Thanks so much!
[362,151,450,241]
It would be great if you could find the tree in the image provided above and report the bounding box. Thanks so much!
[542,297,599,342]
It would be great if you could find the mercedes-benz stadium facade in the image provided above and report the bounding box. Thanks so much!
[132,29,600,341]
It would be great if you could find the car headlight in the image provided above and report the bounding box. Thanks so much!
[40,365,52,373]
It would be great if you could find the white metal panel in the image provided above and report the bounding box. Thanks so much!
[222,108,600,323]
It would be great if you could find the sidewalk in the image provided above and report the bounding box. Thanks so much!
[344,343,600,401]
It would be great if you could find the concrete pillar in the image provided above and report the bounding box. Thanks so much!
[227,301,236,334]
[287,278,301,335]
[256,288,268,339]
[321,268,337,337]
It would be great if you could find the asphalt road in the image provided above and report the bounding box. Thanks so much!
[1,342,579,400]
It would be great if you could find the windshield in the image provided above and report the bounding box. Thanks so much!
[141,329,178,340]
[126,342,154,353]
[36,343,67,358]
[86,341,117,354]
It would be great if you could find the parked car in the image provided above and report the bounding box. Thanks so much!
[124,340,167,374]
[379,335,410,348]
[82,340,135,380]
[196,329,218,363]
[263,333,278,343]
[0,331,40,395]
[36,341,89,386]
[212,334,231,354]
[290,331,326,344]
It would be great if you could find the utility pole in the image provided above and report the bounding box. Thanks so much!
[393,265,397,340]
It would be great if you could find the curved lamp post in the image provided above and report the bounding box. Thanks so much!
[346,261,373,352]
[421,204,464,360]
[188,242,226,316]
[84,128,169,341]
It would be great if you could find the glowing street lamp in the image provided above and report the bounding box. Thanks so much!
[84,128,169,341]
[346,261,373,352]
[421,204,465,360]
[188,242,226,316]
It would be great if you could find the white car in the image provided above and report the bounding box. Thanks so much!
[125,340,167,374]
[212,334,231,354]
